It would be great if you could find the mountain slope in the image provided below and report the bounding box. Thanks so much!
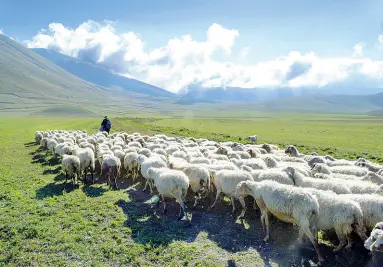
[32,48,174,98]
[0,34,114,110]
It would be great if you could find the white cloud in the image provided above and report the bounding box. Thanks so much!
[25,20,383,93]
[0,28,3,35]
[352,43,363,57]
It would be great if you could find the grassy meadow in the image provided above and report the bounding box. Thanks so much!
[0,114,382,267]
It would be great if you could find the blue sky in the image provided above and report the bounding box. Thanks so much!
[1,0,383,92]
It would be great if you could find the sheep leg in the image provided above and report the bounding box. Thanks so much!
[179,201,189,222]
[238,196,247,218]
[162,196,167,215]
[72,175,75,189]
[114,172,118,190]
[333,227,346,252]
[231,198,236,214]
[91,170,94,184]
[210,190,221,209]
[263,211,270,242]
[65,172,68,184]
[301,225,324,264]
[193,192,199,208]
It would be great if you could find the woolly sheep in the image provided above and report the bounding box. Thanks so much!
[250,168,295,186]
[211,170,253,214]
[235,180,323,264]
[35,131,43,143]
[183,165,210,207]
[363,172,383,185]
[138,148,152,158]
[364,222,383,252]
[140,156,168,192]
[303,188,368,252]
[286,167,352,194]
[61,155,81,188]
[356,161,383,173]
[73,146,95,184]
[247,135,258,144]
[147,167,190,222]
[123,152,140,181]
[313,163,368,177]
[101,155,121,189]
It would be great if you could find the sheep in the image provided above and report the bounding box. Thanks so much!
[286,167,352,194]
[153,148,166,156]
[247,135,258,144]
[364,222,383,253]
[40,137,49,149]
[210,170,253,215]
[47,139,58,156]
[147,167,190,222]
[61,155,81,188]
[72,146,95,184]
[343,194,383,230]
[285,145,302,157]
[250,168,295,186]
[123,152,141,181]
[314,163,369,177]
[263,156,311,177]
[189,157,211,165]
[363,172,383,185]
[356,161,383,173]
[101,155,121,189]
[35,131,43,144]
[140,156,168,192]
[303,188,368,252]
[138,148,152,158]
[183,165,210,207]
[327,159,354,167]
[234,180,323,264]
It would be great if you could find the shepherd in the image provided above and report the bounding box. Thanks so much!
[100,116,112,134]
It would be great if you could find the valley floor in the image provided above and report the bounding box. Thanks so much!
[0,116,382,267]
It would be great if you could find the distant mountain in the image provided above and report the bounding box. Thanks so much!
[226,93,383,113]
[179,84,383,103]
[32,48,174,98]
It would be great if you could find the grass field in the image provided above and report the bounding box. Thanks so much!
[0,115,382,267]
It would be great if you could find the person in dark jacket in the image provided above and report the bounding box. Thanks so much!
[100,116,111,134]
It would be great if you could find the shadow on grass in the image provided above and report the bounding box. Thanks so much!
[35,181,76,199]
[82,184,108,198]
[43,166,61,175]
[117,186,373,267]
[24,142,38,147]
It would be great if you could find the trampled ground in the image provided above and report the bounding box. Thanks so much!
[0,116,382,267]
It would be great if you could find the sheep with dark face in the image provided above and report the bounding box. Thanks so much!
[247,135,258,144]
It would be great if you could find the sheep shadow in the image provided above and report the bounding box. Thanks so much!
[43,166,61,175]
[82,184,108,198]
[31,153,48,164]
[24,142,38,147]
[35,181,77,199]
[117,186,374,267]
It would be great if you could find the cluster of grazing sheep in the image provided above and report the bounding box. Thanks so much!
[34,130,383,265]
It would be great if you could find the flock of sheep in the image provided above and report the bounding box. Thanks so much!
[34,129,383,265]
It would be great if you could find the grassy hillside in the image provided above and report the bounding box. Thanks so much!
[32,48,175,98]
[1,116,380,266]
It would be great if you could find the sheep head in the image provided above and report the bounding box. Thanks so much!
[261,144,271,153]
[235,181,254,199]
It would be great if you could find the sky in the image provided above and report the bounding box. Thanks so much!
[1,0,383,93]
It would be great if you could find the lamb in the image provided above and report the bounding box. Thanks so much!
[101,155,121,189]
[147,167,190,222]
[234,180,323,264]
[210,170,253,215]
[183,165,210,207]
[286,167,352,194]
[73,146,95,184]
[303,188,368,252]
[61,155,81,188]
[123,152,141,181]
[140,156,168,192]
[247,135,258,144]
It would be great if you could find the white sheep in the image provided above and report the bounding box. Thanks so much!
[312,163,368,177]
[183,165,210,207]
[286,167,352,194]
[61,155,81,188]
[73,146,95,184]
[250,168,295,186]
[147,167,190,222]
[140,156,168,193]
[364,222,383,254]
[235,180,323,264]
[35,131,43,144]
[303,188,368,252]
[101,155,121,189]
[247,135,258,144]
[211,170,253,215]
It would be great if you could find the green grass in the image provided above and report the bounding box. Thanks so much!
[1,115,379,266]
